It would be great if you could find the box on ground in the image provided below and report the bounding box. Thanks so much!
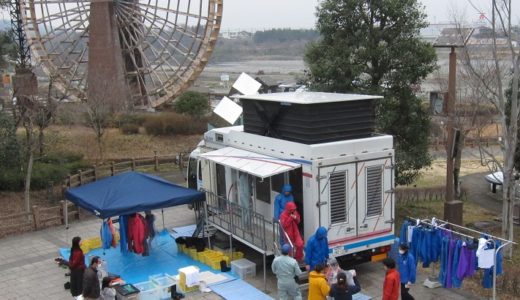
[231,258,256,279]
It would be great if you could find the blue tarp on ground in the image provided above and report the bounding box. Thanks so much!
[64,171,205,218]
[60,230,219,284]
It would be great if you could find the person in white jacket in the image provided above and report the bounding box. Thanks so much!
[272,244,303,300]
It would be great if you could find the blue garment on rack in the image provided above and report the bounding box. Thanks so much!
[444,238,456,288]
[410,227,424,263]
[438,236,449,286]
[119,215,129,254]
[430,228,442,263]
[399,220,411,246]
[482,240,503,289]
[421,229,432,267]
[451,240,462,288]
[456,240,477,280]
[101,219,113,250]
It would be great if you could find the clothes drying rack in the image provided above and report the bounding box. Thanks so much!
[406,216,516,300]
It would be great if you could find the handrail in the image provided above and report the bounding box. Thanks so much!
[276,220,296,257]
[202,189,273,254]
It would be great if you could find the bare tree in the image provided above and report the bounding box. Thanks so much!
[35,75,57,156]
[458,0,519,256]
[84,82,119,161]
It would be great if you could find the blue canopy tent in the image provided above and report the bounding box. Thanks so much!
[64,171,205,219]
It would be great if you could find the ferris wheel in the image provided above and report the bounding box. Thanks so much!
[21,0,223,108]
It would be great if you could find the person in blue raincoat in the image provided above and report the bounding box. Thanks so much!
[274,184,294,221]
[305,226,329,271]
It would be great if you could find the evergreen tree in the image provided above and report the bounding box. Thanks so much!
[305,0,437,185]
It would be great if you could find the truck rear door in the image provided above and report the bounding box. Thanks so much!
[356,158,393,236]
[318,164,357,243]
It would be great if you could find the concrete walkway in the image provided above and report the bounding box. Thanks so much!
[0,202,486,300]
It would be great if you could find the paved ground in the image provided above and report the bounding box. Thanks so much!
[0,169,497,300]
[0,203,485,300]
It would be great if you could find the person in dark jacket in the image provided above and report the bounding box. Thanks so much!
[397,244,416,300]
[83,256,102,300]
[69,236,86,297]
[328,271,361,300]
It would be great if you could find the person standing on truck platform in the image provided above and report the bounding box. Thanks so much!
[280,202,304,261]
[382,257,400,300]
[305,227,329,271]
[272,244,303,300]
[274,184,294,221]
[397,244,416,300]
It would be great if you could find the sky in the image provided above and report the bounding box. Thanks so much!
[220,0,520,31]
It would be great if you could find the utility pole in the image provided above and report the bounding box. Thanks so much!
[433,28,474,225]
[443,46,462,225]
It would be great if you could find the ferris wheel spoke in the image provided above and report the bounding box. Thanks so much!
[42,15,89,58]
[118,2,203,42]
[118,24,164,93]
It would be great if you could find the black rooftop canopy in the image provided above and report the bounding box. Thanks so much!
[237,92,383,144]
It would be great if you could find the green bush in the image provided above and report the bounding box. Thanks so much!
[144,112,207,136]
[31,163,69,189]
[0,168,24,191]
[121,123,140,135]
[174,91,209,116]
[114,113,147,128]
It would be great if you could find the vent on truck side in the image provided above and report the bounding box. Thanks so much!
[366,165,383,217]
[330,172,347,224]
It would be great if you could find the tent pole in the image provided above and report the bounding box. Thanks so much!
[161,209,165,230]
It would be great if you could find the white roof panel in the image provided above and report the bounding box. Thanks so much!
[237,92,382,104]
[213,96,243,124]
[200,147,300,179]
[232,72,262,95]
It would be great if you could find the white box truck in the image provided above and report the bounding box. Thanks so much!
[187,92,395,266]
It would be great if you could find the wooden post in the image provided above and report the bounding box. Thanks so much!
[94,165,98,181]
[32,205,40,230]
[60,200,66,225]
[67,175,71,188]
[78,170,83,186]
[132,158,136,170]
[110,161,115,176]
[154,151,159,171]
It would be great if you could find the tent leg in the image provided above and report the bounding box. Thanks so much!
[161,209,165,230]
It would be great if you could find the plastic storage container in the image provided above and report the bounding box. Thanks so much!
[150,274,176,300]
[134,281,161,300]
[114,284,139,300]
[231,258,256,279]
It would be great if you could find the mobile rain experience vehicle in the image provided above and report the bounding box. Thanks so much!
[187,92,395,266]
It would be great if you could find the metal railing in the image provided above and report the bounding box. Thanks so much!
[203,189,273,253]
[273,220,296,257]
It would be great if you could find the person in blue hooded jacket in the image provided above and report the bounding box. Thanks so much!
[274,184,294,221]
[305,226,329,271]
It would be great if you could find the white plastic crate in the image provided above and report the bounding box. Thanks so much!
[134,281,161,300]
[231,258,256,279]
[150,273,176,300]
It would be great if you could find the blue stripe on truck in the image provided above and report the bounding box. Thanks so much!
[328,234,395,254]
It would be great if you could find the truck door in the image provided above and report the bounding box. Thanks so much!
[356,158,393,235]
[319,164,357,242]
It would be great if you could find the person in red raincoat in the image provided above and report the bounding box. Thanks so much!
[279,201,304,261]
